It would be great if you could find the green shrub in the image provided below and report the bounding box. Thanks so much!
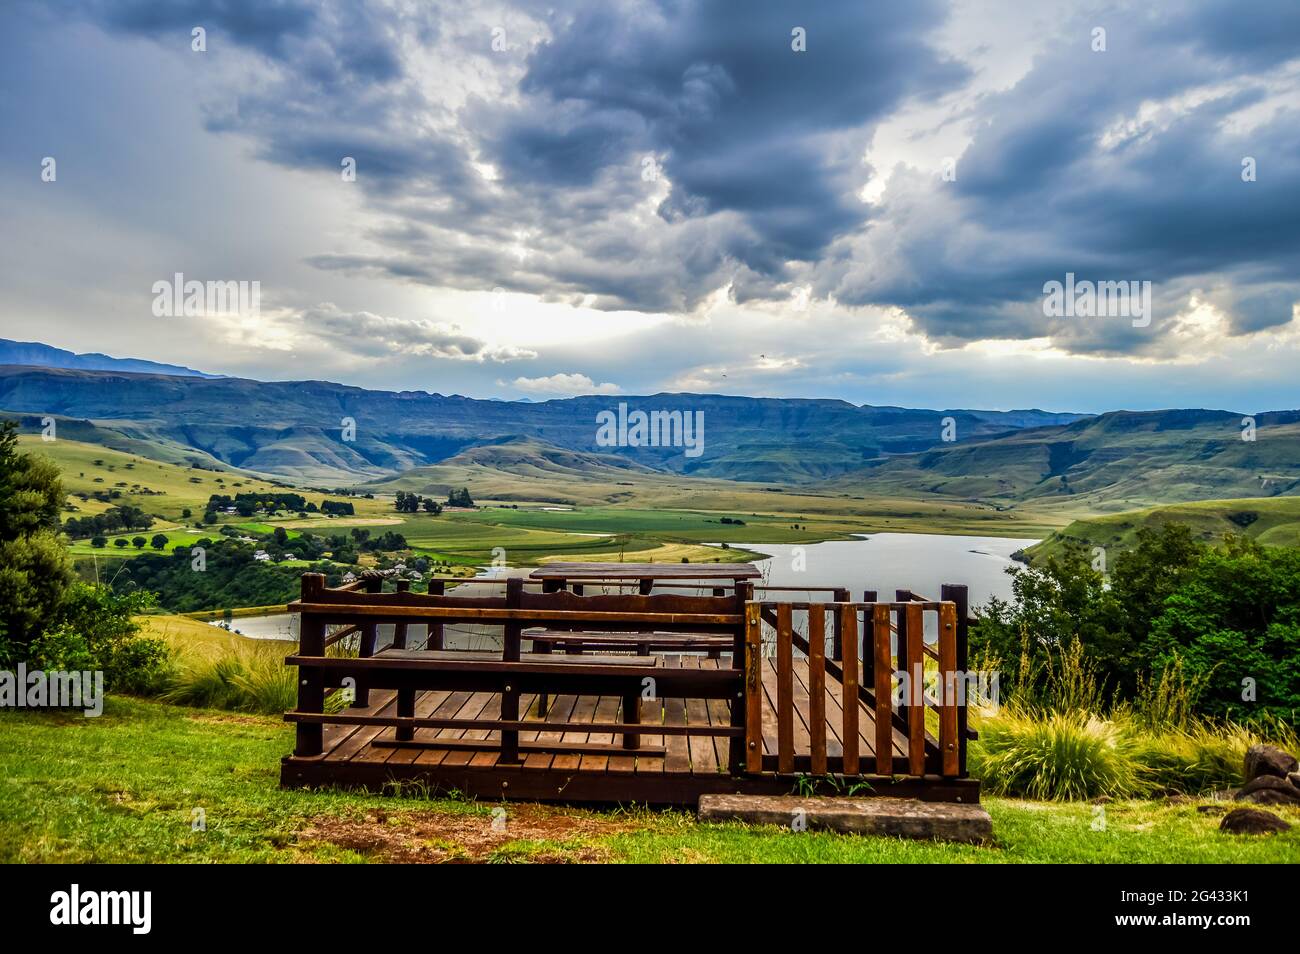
[163,642,342,715]
[17,583,171,695]
[971,707,1144,801]
[1129,723,1250,794]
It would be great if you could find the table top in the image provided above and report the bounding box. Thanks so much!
[529,562,761,581]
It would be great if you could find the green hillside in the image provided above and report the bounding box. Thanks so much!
[1025,496,1300,563]
[844,409,1300,515]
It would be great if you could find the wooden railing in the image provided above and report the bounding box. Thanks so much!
[285,573,750,769]
[745,591,970,779]
[285,572,974,783]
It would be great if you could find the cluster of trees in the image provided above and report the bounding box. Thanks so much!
[394,492,442,514]
[90,533,170,550]
[64,504,154,539]
[0,421,168,692]
[114,542,343,613]
[974,524,1300,724]
[206,492,313,516]
[201,493,353,521]
[446,487,474,508]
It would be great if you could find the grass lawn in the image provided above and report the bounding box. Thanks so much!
[2,697,1296,864]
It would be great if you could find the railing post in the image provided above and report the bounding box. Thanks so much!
[830,587,849,660]
[807,605,827,775]
[894,589,911,759]
[392,580,410,648]
[872,604,893,776]
[861,589,877,687]
[941,583,970,777]
[742,594,762,774]
[709,587,725,659]
[500,576,523,764]
[775,602,794,774]
[294,574,326,756]
[393,580,414,741]
[905,601,926,777]
[839,602,860,775]
[729,582,754,774]
[937,600,960,777]
[426,579,445,650]
[355,575,381,707]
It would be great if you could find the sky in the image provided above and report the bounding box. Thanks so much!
[1,0,1298,414]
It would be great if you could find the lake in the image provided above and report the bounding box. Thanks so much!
[223,532,1033,644]
[742,532,1030,609]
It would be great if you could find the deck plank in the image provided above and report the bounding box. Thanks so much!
[579,695,620,772]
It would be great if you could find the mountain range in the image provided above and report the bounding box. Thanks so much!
[1,346,1296,515]
[0,361,1080,482]
[0,338,219,378]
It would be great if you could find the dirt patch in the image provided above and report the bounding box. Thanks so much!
[298,804,635,863]
[184,711,277,727]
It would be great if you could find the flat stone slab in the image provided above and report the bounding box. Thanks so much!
[697,794,993,844]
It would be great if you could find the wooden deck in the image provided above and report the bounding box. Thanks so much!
[280,572,980,805]
[281,654,979,804]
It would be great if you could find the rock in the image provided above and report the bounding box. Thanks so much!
[1243,744,1298,781]
[1289,772,1300,792]
[697,794,993,844]
[1238,787,1300,806]
[1196,804,1229,815]
[1235,776,1300,805]
[1220,807,1291,835]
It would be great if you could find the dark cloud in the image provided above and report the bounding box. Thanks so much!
[28,0,1300,358]
[821,0,1300,354]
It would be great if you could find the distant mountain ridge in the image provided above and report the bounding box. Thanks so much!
[0,339,219,378]
[0,361,1082,482]
[840,407,1300,510]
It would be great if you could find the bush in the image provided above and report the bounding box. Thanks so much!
[971,707,1144,801]
[163,642,342,715]
[973,525,1300,724]
[20,583,170,695]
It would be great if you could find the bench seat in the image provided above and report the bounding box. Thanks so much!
[525,630,732,655]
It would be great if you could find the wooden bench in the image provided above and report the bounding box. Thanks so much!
[289,647,660,751]
[525,629,730,715]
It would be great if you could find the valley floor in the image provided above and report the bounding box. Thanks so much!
[2,697,1296,864]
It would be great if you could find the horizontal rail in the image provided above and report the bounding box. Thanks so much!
[292,602,743,626]
[285,711,742,737]
[755,600,952,611]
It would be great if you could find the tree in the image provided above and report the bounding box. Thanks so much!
[0,420,73,652]
[114,538,129,548]
[971,544,1122,700]
[1147,536,1300,723]
[91,535,108,548]
[446,487,474,508]
[181,508,192,519]
[150,533,168,550]
[422,498,442,515]
[132,536,146,549]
